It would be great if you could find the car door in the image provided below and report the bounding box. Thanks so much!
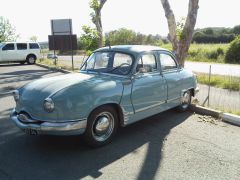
[16,43,28,61]
[1,43,16,61]
[159,51,183,103]
[131,52,167,114]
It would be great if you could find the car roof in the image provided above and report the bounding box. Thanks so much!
[3,42,39,44]
[95,45,170,54]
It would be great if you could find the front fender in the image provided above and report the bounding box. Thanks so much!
[52,79,124,121]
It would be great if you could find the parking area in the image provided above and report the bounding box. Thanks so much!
[0,64,240,180]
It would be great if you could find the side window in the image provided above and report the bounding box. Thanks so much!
[17,43,27,50]
[2,43,15,51]
[137,54,157,73]
[160,53,177,71]
[29,43,40,49]
[113,53,132,67]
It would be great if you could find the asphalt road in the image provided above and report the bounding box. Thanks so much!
[0,64,240,180]
[57,55,240,77]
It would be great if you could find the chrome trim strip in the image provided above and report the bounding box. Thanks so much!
[121,107,134,123]
[166,97,181,103]
[10,109,87,133]
[135,101,165,113]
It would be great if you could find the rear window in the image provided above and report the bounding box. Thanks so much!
[29,43,40,49]
[17,43,27,50]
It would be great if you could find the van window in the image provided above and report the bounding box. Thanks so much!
[17,43,27,50]
[2,43,15,51]
[29,43,40,49]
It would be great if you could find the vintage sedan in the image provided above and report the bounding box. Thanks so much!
[11,45,199,147]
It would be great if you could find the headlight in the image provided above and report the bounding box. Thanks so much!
[13,90,20,102]
[43,98,55,112]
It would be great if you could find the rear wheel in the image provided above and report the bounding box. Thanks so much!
[178,90,192,112]
[27,55,36,64]
[84,106,118,147]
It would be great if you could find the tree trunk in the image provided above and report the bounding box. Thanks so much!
[91,0,107,48]
[161,0,199,67]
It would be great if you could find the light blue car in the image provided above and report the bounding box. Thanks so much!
[11,45,199,147]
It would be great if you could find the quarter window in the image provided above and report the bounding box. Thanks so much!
[2,43,15,51]
[29,43,40,49]
[17,43,27,50]
[137,54,157,73]
[160,53,177,70]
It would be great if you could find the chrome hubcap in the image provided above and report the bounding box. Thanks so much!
[181,91,190,109]
[92,112,114,142]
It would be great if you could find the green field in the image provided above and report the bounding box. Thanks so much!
[161,43,230,63]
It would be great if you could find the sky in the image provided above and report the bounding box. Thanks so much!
[1,0,240,42]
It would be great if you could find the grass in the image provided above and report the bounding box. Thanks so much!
[161,43,230,64]
[196,72,240,91]
[36,59,79,72]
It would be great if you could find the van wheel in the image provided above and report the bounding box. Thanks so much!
[84,105,118,147]
[178,90,191,112]
[27,55,36,64]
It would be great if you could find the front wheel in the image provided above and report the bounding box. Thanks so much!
[178,90,192,112]
[84,106,118,147]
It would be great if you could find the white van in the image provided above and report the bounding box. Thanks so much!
[0,42,41,64]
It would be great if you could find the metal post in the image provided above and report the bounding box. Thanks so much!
[207,65,211,107]
[69,19,74,71]
[51,20,57,66]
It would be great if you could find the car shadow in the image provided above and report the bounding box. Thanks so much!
[0,109,192,180]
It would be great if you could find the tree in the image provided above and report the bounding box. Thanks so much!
[30,36,38,42]
[79,25,99,51]
[90,0,107,48]
[0,16,18,42]
[161,0,199,67]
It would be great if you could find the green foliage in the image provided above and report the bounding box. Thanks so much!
[105,28,164,46]
[0,16,18,42]
[225,36,240,63]
[79,25,99,51]
[233,25,240,35]
[176,18,186,40]
[196,73,240,91]
[192,26,240,43]
[89,0,99,11]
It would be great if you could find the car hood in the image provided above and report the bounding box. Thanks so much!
[20,73,95,99]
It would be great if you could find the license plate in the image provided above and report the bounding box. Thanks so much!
[24,129,38,135]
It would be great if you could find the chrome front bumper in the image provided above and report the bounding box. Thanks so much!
[10,109,87,135]
[194,87,200,96]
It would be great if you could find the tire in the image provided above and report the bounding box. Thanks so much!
[27,55,36,64]
[178,90,192,112]
[84,105,118,147]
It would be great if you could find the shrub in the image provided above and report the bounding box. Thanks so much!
[225,36,240,63]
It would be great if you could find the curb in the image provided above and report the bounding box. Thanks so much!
[0,91,13,98]
[190,104,240,127]
[36,63,72,74]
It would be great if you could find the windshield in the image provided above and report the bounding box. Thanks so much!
[0,43,5,48]
[81,51,133,75]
